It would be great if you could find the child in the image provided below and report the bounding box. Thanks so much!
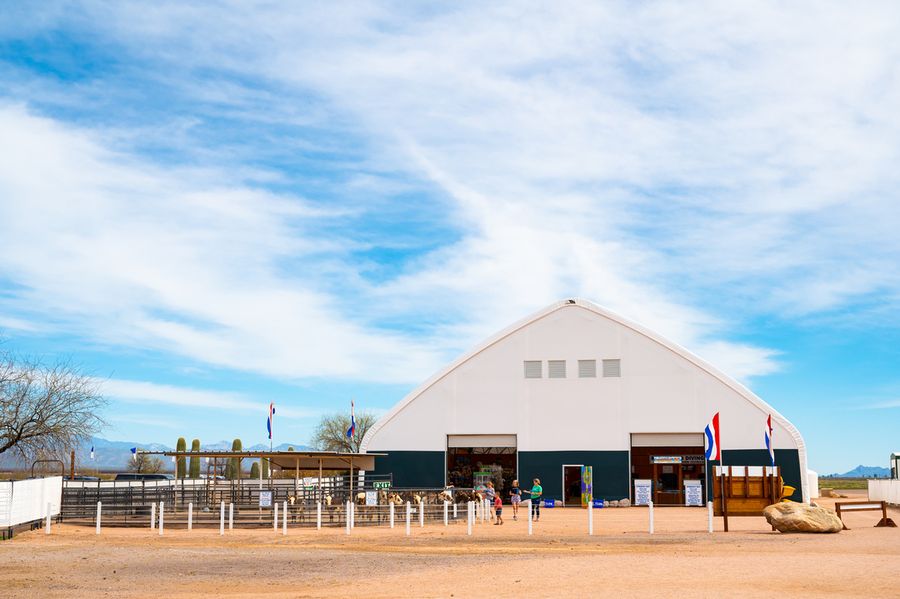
[530,478,542,522]
[493,493,503,525]
[509,479,521,521]
[484,481,496,521]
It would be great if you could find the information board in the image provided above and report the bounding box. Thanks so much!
[365,491,378,506]
[259,490,273,508]
[684,481,703,506]
[634,479,652,506]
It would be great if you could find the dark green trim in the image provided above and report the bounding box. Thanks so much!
[370,450,445,488]
[518,451,631,501]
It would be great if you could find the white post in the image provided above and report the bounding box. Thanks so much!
[405,501,411,536]
[443,501,449,526]
[707,501,713,533]
[526,500,533,535]
[453,501,458,519]
[389,502,395,529]
[158,501,164,535]
[482,499,487,523]
[316,501,321,530]
[219,501,225,535]
[282,501,287,535]
[588,503,593,536]
[345,501,351,536]
[229,503,234,530]
[350,502,355,529]
[649,500,655,534]
[151,502,156,530]
[188,502,193,531]
[419,501,425,527]
[95,501,102,535]
[467,502,473,536]
[274,501,279,531]
[45,502,52,535]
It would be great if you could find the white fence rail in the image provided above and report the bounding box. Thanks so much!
[868,479,900,505]
[0,476,63,528]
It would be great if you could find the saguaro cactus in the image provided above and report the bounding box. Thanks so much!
[176,437,187,478]
[228,438,242,480]
[250,462,260,479]
[189,439,201,478]
[261,456,269,479]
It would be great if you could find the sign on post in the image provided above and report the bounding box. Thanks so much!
[365,491,378,506]
[684,480,703,506]
[634,479,652,506]
[259,490,273,508]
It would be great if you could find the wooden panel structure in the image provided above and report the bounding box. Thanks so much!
[712,466,781,530]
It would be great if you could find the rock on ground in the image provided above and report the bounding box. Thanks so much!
[763,502,842,533]
[619,498,631,508]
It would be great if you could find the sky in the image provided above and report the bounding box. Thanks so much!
[0,2,898,473]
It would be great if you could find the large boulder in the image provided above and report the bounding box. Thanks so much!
[619,498,631,508]
[763,502,843,533]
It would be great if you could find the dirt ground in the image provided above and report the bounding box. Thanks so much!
[3,490,899,598]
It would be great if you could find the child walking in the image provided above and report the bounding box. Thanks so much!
[509,479,521,521]
[493,493,503,525]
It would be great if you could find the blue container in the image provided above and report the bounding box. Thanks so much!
[592,499,604,508]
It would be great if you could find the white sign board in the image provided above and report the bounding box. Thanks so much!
[634,479,652,506]
[684,481,703,506]
[259,490,273,508]
[365,491,378,506]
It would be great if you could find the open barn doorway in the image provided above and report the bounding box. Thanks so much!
[446,435,517,494]
[562,465,584,506]
[630,433,706,505]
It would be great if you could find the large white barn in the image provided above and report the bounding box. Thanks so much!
[362,299,808,505]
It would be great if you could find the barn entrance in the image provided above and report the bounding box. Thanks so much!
[562,465,584,506]
[446,434,517,494]
[630,433,706,506]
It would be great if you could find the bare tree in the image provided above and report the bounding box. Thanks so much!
[0,353,106,459]
[127,453,164,474]
[311,412,377,453]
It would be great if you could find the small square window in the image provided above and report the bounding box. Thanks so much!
[524,360,542,378]
[602,359,621,377]
[578,359,597,378]
[548,360,566,378]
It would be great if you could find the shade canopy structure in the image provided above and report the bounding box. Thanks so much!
[142,450,383,471]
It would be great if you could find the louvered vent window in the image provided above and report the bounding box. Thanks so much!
[524,360,542,378]
[602,359,621,377]
[548,360,566,378]
[578,359,597,378]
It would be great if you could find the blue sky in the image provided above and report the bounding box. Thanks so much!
[1,2,898,472]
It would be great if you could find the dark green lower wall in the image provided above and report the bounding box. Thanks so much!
[518,451,631,501]
[706,449,803,500]
[370,450,445,488]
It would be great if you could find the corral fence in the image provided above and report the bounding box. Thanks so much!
[61,476,480,528]
[1,476,62,539]
[868,479,900,506]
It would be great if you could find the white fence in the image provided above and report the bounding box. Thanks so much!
[868,479,900,505]
[0,476,63,528]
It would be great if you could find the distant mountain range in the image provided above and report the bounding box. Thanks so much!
[0,437,314,472]
[823,465,892,478]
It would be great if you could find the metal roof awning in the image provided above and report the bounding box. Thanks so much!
[141,450,384,471]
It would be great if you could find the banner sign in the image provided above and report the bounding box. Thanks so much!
[652,456,683,464]
[581,466,593,507]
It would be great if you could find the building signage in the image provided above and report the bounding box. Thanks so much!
[365,491,378,506]
[373,481,392,489]
[634,479,652,506]
[684,481,703,506]
[652,456,682,464]
[259,490,273,508]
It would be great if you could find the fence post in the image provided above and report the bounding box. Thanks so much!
[151,502,156,530]
[45,502,52,535]
[350,501,355,529]
[467,501,473,536]
[282,500,287,536]
[588,502,593,536]
[274,501,279,532]
[419,501,425,528]
[443,501,449,526]
[389,502,395,529]
[345,501,351,536]
[649,500,654,534]
[96,501,102,535]
[219,501,225,535]
[228,503,233,530]
[188,502,193,531]
[158,501,164,536]
[707,501,713,533]
[453,501,458,520]
[405,502,411,536]
[526,500,533,535]
[316,501,321,530]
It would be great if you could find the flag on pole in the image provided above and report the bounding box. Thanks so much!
[765,414,775,467]
[130,447,137,461]
[346,399,356,439]
[704,412,721,462]
[267,402,276,440]
[90,446,94,460]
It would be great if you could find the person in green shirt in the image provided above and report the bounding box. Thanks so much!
[529,478,542,522]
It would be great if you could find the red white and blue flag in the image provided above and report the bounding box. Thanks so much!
[704,412,721,462]
[267,402,276,440]
[765,414,775,467]
[346,399,356,439]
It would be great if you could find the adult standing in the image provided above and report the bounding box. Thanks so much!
[529,478,542,522]
[509,479,521,521]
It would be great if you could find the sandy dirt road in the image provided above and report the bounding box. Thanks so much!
[3,493,899,598]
